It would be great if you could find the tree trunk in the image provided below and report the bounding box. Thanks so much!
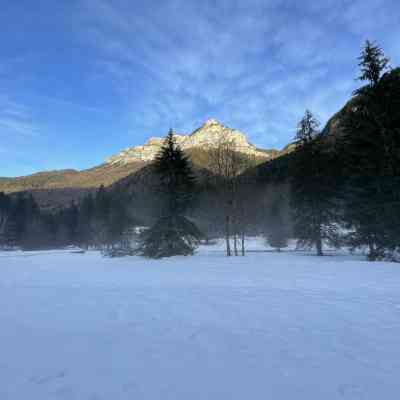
[316,228,323,256]
[368,238,377,261]
[226,215,231,257]
[233,227,238,256]
[241,231,245,256]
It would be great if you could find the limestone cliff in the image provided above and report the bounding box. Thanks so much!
[106,119,275,165]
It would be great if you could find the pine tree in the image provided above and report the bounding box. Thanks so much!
[0,193,10,229]
[64,201,79,245]
[22,194,41,249]
[154,130,196,216]
[138,130,202,258]
[0,192,11,247]
[12,194,29,246]
[39,212,60,249]
[1,193,41,249]
[338,41,400,260]
[290,110,339,256]
[265,196,289,252]
[106,190,133,249]
[3,216,18,249]
[139,215,202,258]
[358,40,390,86]
[78,193,95,248]
[94,185,111,248]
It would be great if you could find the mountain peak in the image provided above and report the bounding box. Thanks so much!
[203,118,221,127]
[106,120,276,165]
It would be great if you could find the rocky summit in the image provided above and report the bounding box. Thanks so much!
[106,119,274,165]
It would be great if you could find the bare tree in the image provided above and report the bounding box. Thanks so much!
[207,134,257,256]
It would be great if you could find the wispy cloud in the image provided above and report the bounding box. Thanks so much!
[74,0,400,149]
[0,97,39,137]
[33,94,104,114]
[2,0,399,177]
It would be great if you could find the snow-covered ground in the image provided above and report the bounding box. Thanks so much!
[1,239,400,399]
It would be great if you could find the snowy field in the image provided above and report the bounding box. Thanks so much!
[1,239,400,399]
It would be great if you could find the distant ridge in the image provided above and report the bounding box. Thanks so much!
[106,118,277,165]
[0,119,282,207]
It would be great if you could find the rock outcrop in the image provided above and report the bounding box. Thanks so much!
[106,119,275,165]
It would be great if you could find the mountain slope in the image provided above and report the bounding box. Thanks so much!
[0,162,145,194]
[0,119,281,207]
[106,119,277,165]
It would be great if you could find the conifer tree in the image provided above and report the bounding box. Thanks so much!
[64,201,79,245]
[154,130,196,216]
[12,194,30,245]
[3,216,18,249]
[1,193,41,249]
[338,41,400,260]
[139,130,202,258]
[94,185,112,247]
[290,110,339,256]
[0,193,10,229]
[358,40,390,86]
[0,192,11,247]
[78,193,95,248]
[106,190,133,249]
[265,196,289,252]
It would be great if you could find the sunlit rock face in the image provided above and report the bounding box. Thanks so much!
[106,119,274,165]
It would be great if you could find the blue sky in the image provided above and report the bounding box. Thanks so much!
[1,0,399,177]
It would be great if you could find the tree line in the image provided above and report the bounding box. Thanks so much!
[1,40,399,261]
[0,186,135,251]
[290,40,400,260]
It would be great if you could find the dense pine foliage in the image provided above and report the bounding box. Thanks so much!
[0,187,135,251]
[290,111,339,255]
[138,131,202,258]
[336,42,400,260]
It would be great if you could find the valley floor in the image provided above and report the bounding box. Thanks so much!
[1,239,400,399]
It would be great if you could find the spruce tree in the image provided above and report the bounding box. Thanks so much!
[64,201,79,245]
[1,193,41,249]
[290,110,339,256]
[3,216,18,249]
[0,192,11,247]
[106,190,134,250]
[265,196,289,252]
[139,215,202,258]
[12,194,29,246]
[154,130,196,215]
[138,130,202,258]
[338,41,400,260]
[78,193,95,249]
[0,193,10,230]
[358,40,390,86]
[94,185,112,248]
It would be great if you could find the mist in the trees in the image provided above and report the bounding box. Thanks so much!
[1,41,399,262]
